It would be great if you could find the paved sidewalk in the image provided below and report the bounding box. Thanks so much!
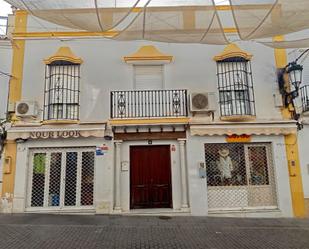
[0,214,308,249]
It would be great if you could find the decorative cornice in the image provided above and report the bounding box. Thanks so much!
[214,43,252,61]
[124,45,173,64]
[44,47,83,65]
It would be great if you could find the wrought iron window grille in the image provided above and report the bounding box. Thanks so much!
[111,89,188,119]
[44,61,80,121]
[216,57,256,118]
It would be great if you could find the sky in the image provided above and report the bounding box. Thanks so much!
[0,0,11,16]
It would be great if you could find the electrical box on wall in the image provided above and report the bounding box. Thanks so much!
[199,162,206,178]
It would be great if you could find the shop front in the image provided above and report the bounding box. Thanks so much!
[186,121,297,217]
[205,142,277,211]
[5,124,114,214]
[27,147,95,212]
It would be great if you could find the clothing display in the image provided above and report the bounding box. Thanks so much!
[217,149,234,179]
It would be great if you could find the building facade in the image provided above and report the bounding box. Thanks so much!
[1,10,307,217]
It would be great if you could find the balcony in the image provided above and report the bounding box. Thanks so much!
[111,89,188,119]
[301,85,309,113]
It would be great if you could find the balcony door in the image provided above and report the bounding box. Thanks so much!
[130,145,172,209]
[134,65,164,90]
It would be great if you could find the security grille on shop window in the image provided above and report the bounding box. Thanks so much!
[205,143,277,211]
[216,57,256,117]
[44,61,80,121]
[28,148,95,210]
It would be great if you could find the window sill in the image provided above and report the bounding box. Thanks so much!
[42,120,80,125]
[220,115,256,122]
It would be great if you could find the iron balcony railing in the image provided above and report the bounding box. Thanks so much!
[111,89,188,119]
[301,85,309,113]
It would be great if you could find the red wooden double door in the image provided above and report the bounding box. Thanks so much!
[130,145,172,209]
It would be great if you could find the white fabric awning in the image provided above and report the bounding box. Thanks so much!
[190,121,297,136]
[6,123,106,140]
[6,0,309,47]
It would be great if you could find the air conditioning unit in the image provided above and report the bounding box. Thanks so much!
[15,101,39,117]
[190,92,216,112]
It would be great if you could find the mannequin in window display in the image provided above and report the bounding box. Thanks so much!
[217,148,234,185]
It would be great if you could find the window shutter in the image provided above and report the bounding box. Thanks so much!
[134,65,164,90]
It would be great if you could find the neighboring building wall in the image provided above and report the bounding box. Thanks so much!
[299,124,309,215]
[0,39,11,120]
[0,37,12,195]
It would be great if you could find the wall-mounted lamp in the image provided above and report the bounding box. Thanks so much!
[278,49,309,125]
[0,123,7,158]
[278,61,304,105]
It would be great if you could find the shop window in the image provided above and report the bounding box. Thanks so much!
[44,61,80,121]
[31,153,46,207]
[205,143,277,210]
[205,143,270,187]
[216,57,256,118]
[29,148,95,210]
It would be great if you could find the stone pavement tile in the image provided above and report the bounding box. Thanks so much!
[0,215,308,249]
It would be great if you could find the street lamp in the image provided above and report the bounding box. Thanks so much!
[0,123,6,159]
[286,61,303,98]
[278,49,309,106]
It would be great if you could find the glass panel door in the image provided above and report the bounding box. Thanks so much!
[28,148,95,211]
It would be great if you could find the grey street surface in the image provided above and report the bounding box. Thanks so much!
[0,214,308,249]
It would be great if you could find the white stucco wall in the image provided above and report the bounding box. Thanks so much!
[0,40,11,120]
[20,38,283,123]
[7,15,298,217]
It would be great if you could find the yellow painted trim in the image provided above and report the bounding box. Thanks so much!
[110,118,190,126]
[124,45,173,63]
[223,28,237,34]
[220,115,256,122]
[13,28,238,40]
[274,35,306,218]
[3,10,27,199]
[214,43,253,61]
[42,120,80,125]
[2,141,17,197]
[44,47,83,64]
[13,31,118,38]
[8,11,27,104]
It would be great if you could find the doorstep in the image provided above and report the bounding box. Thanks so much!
[115,208,191,216]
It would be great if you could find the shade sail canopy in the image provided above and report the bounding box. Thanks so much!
[5,0,309,48]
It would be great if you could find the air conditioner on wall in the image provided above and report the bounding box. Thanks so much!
[15,101,39,117]
[189,92,216,113]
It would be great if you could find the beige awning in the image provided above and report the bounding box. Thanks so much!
[6,123,105,140]
[190,121,297,136]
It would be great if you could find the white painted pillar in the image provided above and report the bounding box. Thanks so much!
[179,139,189,209]
[114,141,122,211]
